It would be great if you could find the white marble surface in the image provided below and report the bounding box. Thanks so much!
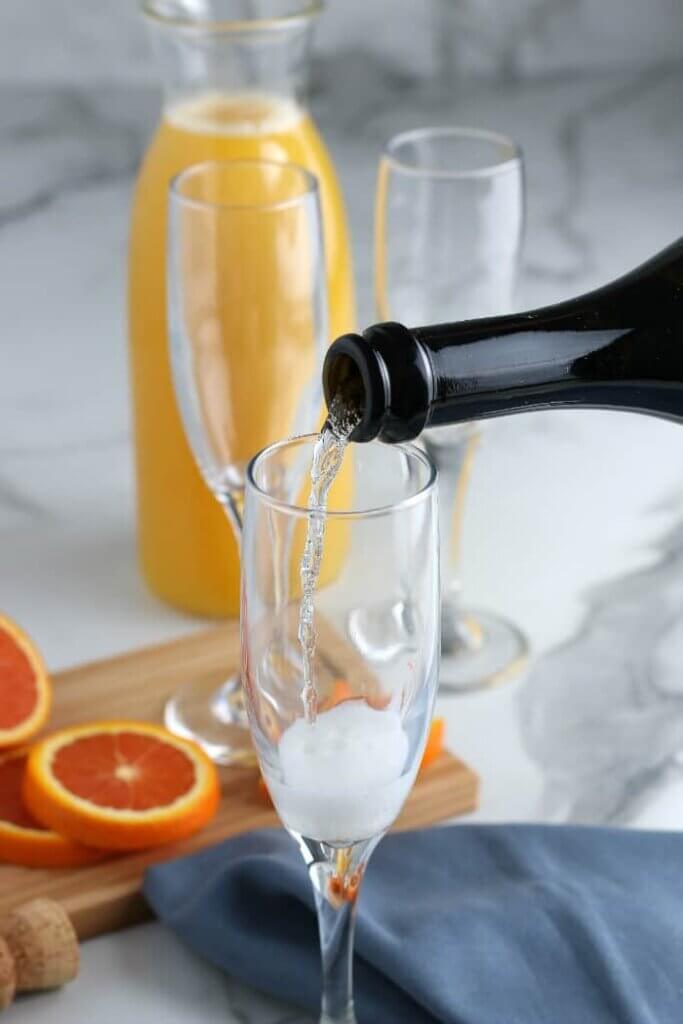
[3,47,683,1024]
[3,0,683,82]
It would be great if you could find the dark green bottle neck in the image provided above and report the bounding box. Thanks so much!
[419,236,683,428]
[322,237,683,442]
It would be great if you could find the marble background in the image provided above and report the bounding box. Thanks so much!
[3,2,683,1021]
[3,0,683,83]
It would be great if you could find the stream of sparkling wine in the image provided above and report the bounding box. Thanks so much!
[298,395,360,722]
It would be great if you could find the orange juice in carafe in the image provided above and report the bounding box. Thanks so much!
[128,6,356,617]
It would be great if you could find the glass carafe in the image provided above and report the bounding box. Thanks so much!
[129,1,356,617]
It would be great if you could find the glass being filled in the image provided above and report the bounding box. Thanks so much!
[241,434,439,1023]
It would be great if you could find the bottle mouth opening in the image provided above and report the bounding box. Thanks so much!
[323,339,384,444]
[141,0,322,34]
[325,353,364,423]
[324,324,434,445]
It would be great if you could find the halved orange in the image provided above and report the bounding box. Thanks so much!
[0,614,51,748]
[0,750,106,868]
[23,722,220,851]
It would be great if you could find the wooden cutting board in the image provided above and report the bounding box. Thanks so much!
[0,624,479,939]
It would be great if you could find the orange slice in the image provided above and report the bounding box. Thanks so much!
[0,750,106,868]
[322,680,391,713]
[420,717,446,772]
[324,679,355,709]
[23,722,220,851]
[0,614,51,748]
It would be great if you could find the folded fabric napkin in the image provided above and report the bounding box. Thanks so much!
[144,825,682,1024]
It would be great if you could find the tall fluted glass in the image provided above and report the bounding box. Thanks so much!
[241,435,440,1022]
[374,125,528,691]
[166,159,327,763]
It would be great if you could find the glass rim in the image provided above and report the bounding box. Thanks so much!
[141,0,323,33]
[383,125,523,180]
[169,159,319,213]
[246,433,438,520]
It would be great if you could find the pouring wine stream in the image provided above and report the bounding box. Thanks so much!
[298,394,360,723]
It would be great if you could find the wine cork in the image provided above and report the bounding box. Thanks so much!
[0,938,15,1011]
[0,898,79,995]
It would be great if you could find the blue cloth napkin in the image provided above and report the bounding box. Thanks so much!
[143,825,682,1024]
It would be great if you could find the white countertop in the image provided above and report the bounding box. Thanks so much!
[4,58,683,1022]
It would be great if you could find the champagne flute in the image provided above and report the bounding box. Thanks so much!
[241,434,440,1024]
[165,159,327,764]
[369,125,528,691]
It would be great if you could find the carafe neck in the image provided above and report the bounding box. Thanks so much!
[141,1,318,114]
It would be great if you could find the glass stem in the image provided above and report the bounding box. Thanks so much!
[296,837,377,1024]
[315,886,358,1024]
[422,428,481,650]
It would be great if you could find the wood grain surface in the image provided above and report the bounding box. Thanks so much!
[0,625,479,938]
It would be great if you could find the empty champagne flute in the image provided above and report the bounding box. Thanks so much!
[165,159,327,763]
[241,434,440,1024]
[370,125,528,691]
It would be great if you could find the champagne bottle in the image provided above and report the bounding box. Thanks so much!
[323,237,683,443]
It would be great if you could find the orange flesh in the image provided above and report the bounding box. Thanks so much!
[51,732,197,811]
[0,755,47,830]
[0,632,38,729]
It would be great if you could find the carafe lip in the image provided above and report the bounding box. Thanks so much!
[141,0,322,33]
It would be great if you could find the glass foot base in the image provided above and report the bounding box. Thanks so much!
[439,608,529,693]
[164,675,256,766]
